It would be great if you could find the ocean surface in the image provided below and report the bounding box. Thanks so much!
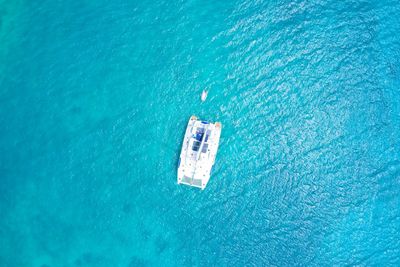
[1,0,400,266]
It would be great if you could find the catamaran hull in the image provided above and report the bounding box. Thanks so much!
[177,116,221,190]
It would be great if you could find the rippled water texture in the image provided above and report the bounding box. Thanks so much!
[1,0,400,266]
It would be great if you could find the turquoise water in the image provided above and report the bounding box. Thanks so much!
[1,0,400,266]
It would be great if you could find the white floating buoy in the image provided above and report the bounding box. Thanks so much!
[201,90,208,102]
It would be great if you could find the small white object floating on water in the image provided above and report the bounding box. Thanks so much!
[178,116,222,190]
[201,90,208,102]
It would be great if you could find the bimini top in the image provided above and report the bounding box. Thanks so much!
[177,115,222,190]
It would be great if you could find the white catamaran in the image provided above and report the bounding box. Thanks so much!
[177,116,222,190]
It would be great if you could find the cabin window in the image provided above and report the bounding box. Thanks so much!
[201,144,209,153]
[192,141,201,151]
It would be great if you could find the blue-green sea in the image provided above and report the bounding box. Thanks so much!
[1,0,400,266]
